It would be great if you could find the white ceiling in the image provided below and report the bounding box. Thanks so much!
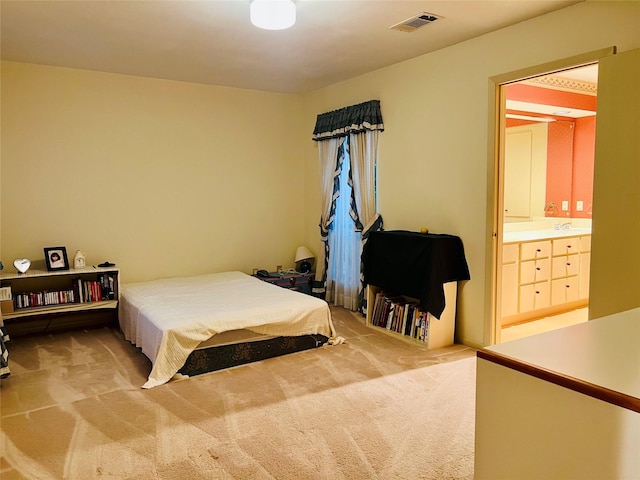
[506,63,599,118]
[1,0,582,94]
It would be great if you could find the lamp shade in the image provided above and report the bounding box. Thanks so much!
[295,246,314,263]
[250,0,296,30]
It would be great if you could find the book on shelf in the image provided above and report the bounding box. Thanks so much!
[75,274,116,303]
[97,273,116,300]
[14,288,76,309]
[12,273,117,310]
[370,290,430,343]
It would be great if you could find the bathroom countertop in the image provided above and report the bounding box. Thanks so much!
[503,228,591,243]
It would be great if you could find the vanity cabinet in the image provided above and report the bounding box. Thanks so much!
[500,244,519,318]
[502,234,590,326]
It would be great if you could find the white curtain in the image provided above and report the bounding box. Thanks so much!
[326,142,361,310]
[349,130,384,311]
[313,137,345,296]
[349,130,381,233]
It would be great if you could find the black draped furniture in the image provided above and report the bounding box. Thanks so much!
[362,230,470,346]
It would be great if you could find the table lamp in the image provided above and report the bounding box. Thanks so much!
[295,246,314,273]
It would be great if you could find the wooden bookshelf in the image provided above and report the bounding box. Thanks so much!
[0,266,119,335]
[365,282,457,349]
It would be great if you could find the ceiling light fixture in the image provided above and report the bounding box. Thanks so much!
[250,0,296,30]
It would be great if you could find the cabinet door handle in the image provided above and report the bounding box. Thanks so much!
[535,290,540,294]
[536,267,541,271]
[566,262,571,266]
[536,249,541,252]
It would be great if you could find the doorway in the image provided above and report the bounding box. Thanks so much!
[494,63,599,343]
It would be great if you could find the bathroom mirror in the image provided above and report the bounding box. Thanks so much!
[503,64,597,223]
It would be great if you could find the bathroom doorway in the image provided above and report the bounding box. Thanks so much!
[495,63,598,343]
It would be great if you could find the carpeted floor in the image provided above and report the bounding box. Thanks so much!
[0,306,476,479]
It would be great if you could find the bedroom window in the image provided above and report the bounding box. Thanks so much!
[312,100,384,312]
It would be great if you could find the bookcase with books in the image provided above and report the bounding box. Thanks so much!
[361,230,470,350]
[365,282,458,349]
[0,266,119,335]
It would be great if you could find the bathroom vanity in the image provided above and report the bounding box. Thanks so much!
[501,224,591,326]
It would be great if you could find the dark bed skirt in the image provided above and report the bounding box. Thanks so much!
[178,334,329,377]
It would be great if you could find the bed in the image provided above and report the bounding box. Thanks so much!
[119,271,337,388]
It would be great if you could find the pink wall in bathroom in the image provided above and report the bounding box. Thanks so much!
[505,83,596,219]
[572,116,596,219]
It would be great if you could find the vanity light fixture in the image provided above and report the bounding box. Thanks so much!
[506,113,554,123]
[250,0,296,30]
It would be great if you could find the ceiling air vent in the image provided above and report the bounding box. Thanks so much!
[390,12,442,33]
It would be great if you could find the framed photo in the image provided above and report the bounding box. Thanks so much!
[44,247,70,271]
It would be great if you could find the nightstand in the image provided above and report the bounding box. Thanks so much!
[255,272,314,295]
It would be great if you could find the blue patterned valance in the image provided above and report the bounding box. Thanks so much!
[312,100,384,141]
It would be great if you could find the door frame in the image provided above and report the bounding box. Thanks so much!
[483,47,616,346]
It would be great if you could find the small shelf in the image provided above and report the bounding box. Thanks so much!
[366,283,457,349]
[1,266,120,335]
[3,300,118,320]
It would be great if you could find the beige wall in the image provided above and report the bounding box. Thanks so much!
[1,2,639,347]
[303,1,640,347]
[1,62,306,283]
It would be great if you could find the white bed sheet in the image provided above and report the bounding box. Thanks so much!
[119,271,335,388]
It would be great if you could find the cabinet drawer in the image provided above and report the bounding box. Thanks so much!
[551,276,579,305]
[503,244,519,264]
[520,258,550,284]
[552,237,579,256]
[551,254,579,279]
[519,282,550,313]
[520,240,551,260]
[580,235,591,252]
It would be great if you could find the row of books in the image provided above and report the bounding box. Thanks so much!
[77,274,116,302]
[14,289,76,309]
[13,274,116,310]
[370,291,431,343]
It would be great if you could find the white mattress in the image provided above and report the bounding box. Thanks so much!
[119,271,335,388]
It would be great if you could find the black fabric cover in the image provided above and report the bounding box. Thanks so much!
[362,230,471,319]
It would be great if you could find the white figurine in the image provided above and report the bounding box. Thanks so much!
[74,250,86,269]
